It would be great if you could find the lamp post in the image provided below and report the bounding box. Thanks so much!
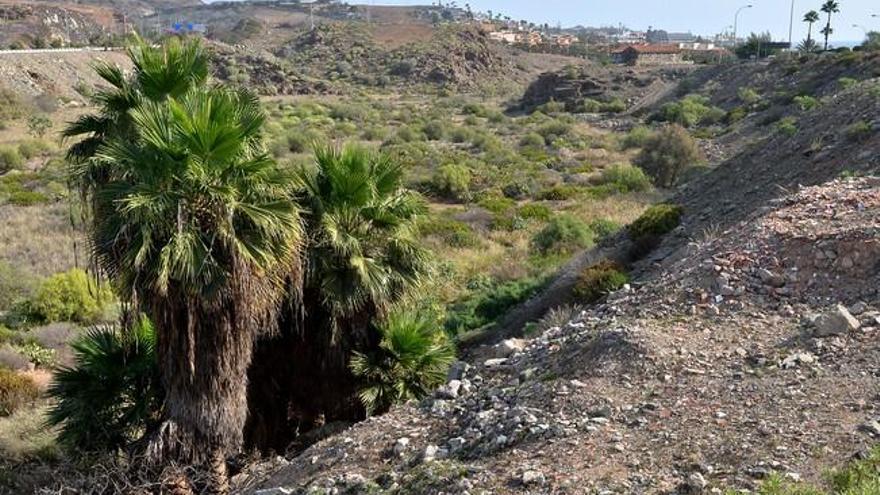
[733,4,753,49]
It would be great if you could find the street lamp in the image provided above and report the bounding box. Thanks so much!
[733,4,753,49]
[788,0,796,49]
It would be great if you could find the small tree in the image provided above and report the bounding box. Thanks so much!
[633,125,703,188]
[27,114,52,138]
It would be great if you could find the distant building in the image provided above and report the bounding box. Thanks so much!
[488,31,519,44]
[552,34,577,47]
[612,44,687,66]
[614,31,647,44]
[646,29,696,44]
[678,41,715,51]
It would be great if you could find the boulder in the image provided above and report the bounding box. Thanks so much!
[813,304,861,337]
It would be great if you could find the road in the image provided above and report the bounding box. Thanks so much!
[0,47,122,56]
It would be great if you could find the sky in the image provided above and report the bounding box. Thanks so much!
[368,0,879,43]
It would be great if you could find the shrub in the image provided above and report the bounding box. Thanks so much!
[47,317,162,452]
[445,277,546,334]
[14,342,55,367]
[775,117,798,136]
[628,203,684,255]
[30,269,114,324]
[633,125,703,188]
[537,184,580,201]
[792,95,819,111]
[599,163,652,193]
[477,196,515,214]
[536,100,566,114]
[501,180,534,199]
[620,126,653,149]
[573,260,629,303]
[0,261,37,312]
[0,369,40,416]
[531,214,595,255]
[517,203,552,221]
[536,120,572,141]
[0,145,23,172]
[589,218,621,241]
[845,120,873,142]
[26,114,52,138]
[838,77,858,90]
[350,311,455,415]
[431,164,471,201]
[652,95,724,127]
[725,106,748,124]
[422,120,447,141]
[737,87,761,105]
[602,97,627,113]
[449,127,475,143]
[7,190,49,206]
[17,139,52,159]
[418,217,480,248]
[519,132,546,149]
[462,102,487,117]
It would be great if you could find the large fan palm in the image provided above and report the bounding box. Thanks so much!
[68,41,302,492]
[803,10,820,44]
[820,0,840,50]
[246,145,429,452]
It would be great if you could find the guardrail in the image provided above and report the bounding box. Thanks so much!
[0,47,123,55]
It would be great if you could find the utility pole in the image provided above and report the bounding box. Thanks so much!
[733,4,753,49]
[788,0,796,49]
[310,3,315,30]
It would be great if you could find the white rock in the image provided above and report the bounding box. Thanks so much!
[422,444,440,462]
[436,379,462,399]
[393,437,410,455]
[814,304,861,336]
[496,338,526,358]
[686,472,707,492]
[484,358,509,368]
[521,470,546,486]
[254,489,293,495]
[448,436,466,452]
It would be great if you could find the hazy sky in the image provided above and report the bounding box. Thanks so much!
[369,0,878,42]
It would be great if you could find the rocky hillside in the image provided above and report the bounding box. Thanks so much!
[228,54,880,494]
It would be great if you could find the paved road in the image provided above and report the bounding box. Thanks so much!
[0,47,122,56]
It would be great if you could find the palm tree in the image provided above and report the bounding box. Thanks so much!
[803,10,820,43]
[246,145,430,453]
[67,40,303,492]
[820,0,840,50]
[350,311,455,416]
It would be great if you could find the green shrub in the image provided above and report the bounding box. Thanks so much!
[26,114,52,138]
[578,98,603,113]
[633,125,702,188]
[0,368,40,416]
[422,120,447,141]
[838,77,858,89]
[477,196,515,214]
[573,260,629,303]
[652,95,725,127]
[0,145,23,172]
[538,184,581,201]
[47,317,162,452]
[351,311,455,415]
[531,214,594,255]
[445,277,546,334]
[845,120,873,142]
[737,87,761,105]
[0,262,37,312]
[536,120,572,141]
[589,218,621,241]
[602,97,627,113]
[792,95,819,111]
[519,132,546,149]
[14,342,55,367]
[418,217,480,248]
[725,106,748,124]
[431,164,471,201]
[536,100,566,114]
[7,190,49,206]
[775,117,798,136]
[449,127,475,143]
[17,139,52,160]
[517,203,552,221]
[29,269,114,324]
[599,163,652,193]
[621,126,653,149]
[396,125,425,143]
[462,103,487,117]
[628,203,684,255]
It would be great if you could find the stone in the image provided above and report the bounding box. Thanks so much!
[814,304,861,336]
[781,352,816,368]
[436,379,462,399]
[858,420,880,437]
[484,358,509,368]
[447,361,470,380]
[849,302,868,316]
[393,437,410,455]
[521,470,546,486]
[448,437,466,453]
[757,268,786,288]
[422,444,440,462]
[686,472,708,492]
[496,338,526,358]
[255,489,293,495]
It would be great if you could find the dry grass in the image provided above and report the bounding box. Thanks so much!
[0,402,57,462]
[0,202,80,278]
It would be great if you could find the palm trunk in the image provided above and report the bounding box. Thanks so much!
[245,291,378,454]
[824,15,831,50]
[807,23,813,43]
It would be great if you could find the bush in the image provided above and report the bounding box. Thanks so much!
[628,203,684,255]
[418,217,480,248]
[445,277,546,334]
[449,127,475,143]
[737,87,761,105]
[431,164,471,201]
[846,120,873,142]
[602,97,627,113]
[26,115,52,138]
[350,311,455,415]
[792,95,819,111]
[7,190,49,206]
[725,106,748,124]
[775,117,798,136]
[0,145,23,172]
[0,261,37,312]
[589,218,621,241]
[599,163,652,193]
[30,269,114,324]
[517,203,552,221]
[531,215,594,255]
[633,125,703,188]
[477,196,515,214]
[838,77,858,90]
[620,126,653,149]
[422,120,447,141]
[47,317,162,452]
[519,132,546,149]
[652,95,725,127]
[537,184,581,201]
[0,368,40,416]
[536,120,572,141]
[573,260,629,303]
[17,139,52,159]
